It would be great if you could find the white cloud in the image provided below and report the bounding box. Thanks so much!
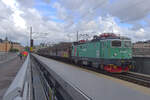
[55,0,150,42]
[0,1,13,20]
[0,0,150,46]
[53,2,67,20]
[106,0,150,22]
[0,0,28,46]
[16,0,34,8]
[2,0,26,29]
[58,0,150,28]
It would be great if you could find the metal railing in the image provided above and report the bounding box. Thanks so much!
[0,52,17,63]
[3,55,31,100]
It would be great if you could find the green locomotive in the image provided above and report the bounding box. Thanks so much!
[72,33,132,73]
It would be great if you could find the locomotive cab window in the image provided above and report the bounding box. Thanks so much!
[80,46,82,49]
[112,40,121,47]
[124,41,131,48]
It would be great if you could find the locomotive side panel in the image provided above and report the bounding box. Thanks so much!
[71,38,133,73]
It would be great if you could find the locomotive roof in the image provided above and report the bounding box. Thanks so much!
[73,37,131,45]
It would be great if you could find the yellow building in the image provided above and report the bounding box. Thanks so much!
[0,41,11,52]
[0,40,24,52]
[11,42,24,52]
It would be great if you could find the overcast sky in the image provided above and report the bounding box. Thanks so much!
[0,0,150,46]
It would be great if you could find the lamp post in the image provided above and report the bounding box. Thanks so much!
[30,27,33,52]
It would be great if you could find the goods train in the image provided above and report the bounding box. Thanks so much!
[37,33,133,73]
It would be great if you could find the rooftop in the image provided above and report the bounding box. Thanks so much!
[0,38,20,44]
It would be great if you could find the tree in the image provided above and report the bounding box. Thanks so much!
[9,48,19,52]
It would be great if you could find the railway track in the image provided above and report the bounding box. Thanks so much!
[118,73,150,87]
[41,55,150,88]
[79,65,150,88]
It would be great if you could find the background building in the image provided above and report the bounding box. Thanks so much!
[133,40,150,56]
[0,38,24,52]
[0,41,11,52]
[133,41,150,48]
[11,42,24,52]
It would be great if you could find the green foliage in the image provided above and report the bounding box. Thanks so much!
[9,48,19,52]
[25,46,30,51]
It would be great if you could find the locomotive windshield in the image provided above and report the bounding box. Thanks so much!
[112,40,121,47]
[124,41,131,47]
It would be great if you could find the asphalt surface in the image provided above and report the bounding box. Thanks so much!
[0,57,24,100]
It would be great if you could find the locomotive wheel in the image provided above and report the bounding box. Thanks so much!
[74,60,78,64]
[88,62,92,67]
[77,60,82,66]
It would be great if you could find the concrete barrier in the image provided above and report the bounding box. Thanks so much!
[133,57,150,75]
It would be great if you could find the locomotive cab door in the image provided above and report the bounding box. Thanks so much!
[100,41,104,58]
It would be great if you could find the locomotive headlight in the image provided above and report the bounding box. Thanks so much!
[113,53,117,56]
